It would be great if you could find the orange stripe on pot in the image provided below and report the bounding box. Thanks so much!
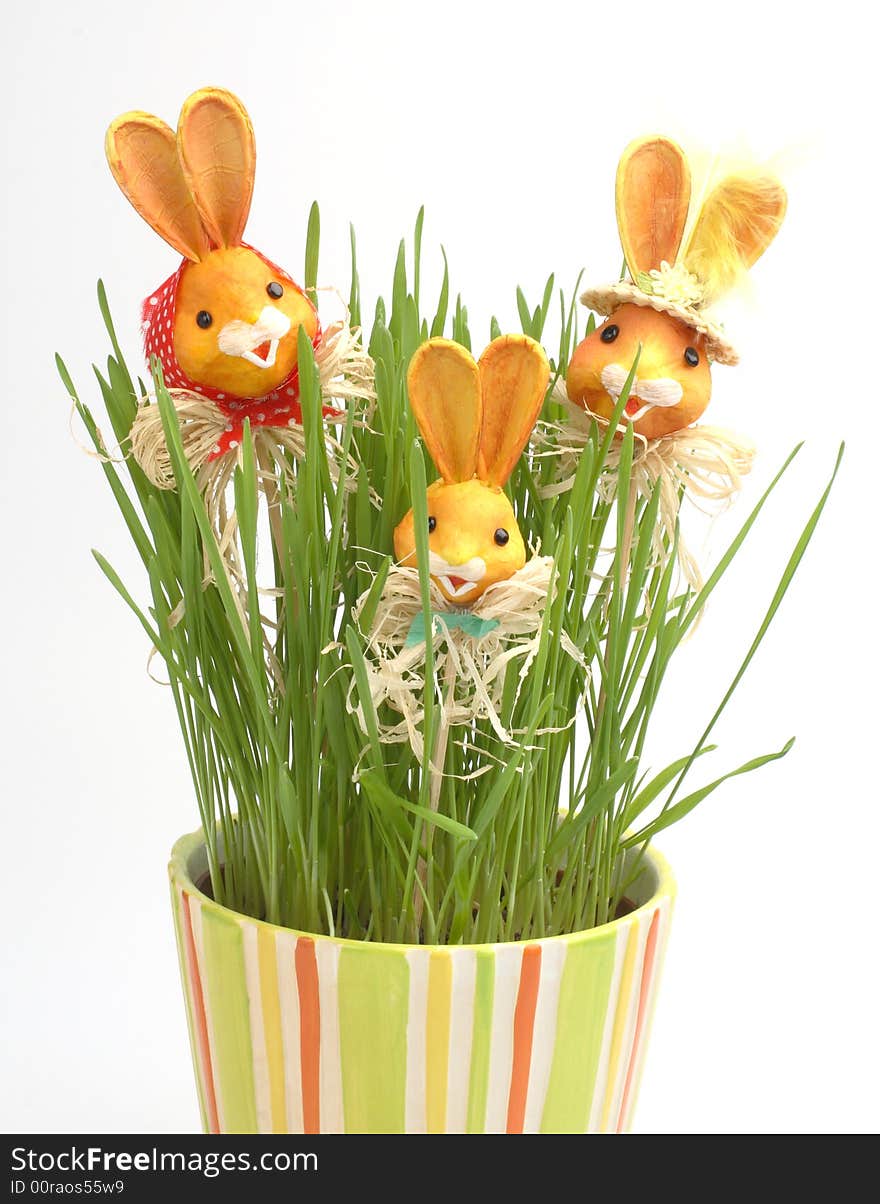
[616,909,661,1133]
[506,944,542,1133]
[181,892,220,1135]
[295,937,321,1134]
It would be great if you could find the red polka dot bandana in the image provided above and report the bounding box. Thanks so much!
[141,247,324,459]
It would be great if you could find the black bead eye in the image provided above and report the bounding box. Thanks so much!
[267,281,284,299]
[196,310,213,329]
[600,324,619,343]
[494,528,510,546]
[428,516,436,533]
[684,347,700,367]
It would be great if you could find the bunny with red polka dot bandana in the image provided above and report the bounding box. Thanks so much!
[106,87,373,500]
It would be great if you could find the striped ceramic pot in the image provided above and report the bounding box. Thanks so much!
[170,830,675,1134]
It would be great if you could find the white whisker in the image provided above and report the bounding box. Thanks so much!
[600,363,683,411]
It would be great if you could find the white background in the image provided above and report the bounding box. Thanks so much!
[2,0,877,1135]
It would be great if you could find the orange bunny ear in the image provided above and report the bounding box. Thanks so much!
[684,173,787,303]
[176,88,256,249]
[407,339,482,483]
[616,136,692,276]
[477,335,549,487]
[105,112,212,262]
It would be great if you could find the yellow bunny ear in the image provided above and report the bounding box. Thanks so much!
[477,335,549,487]
[407,339,482,483]
[105,112,212,262]
[684,173,788,304]
[176,87,256,249]
[616,136,692,276]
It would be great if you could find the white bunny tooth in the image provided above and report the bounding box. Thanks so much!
[241,341,279,368]
[255,305,291,339]
[428,553,487,599]
[620,402,653,424]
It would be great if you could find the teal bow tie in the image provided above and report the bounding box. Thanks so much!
[404,609,500,649]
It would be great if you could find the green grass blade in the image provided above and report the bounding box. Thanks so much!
[623,739,795,845]
[360,770,476,841]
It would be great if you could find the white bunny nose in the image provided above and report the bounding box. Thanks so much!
[217,305,292,368]
[428,553,487,601]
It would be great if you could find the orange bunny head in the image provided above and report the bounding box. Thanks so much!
[393,336,549,605]
[106,88,319,454]
[568,136,787,440]
[567,303,712,439]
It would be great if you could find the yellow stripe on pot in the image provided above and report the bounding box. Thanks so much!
[599,921,642,1133]
[426,951,453,1133]
[540,931,617,1134]
[200,908,258,1134]
[616,904,671,1132]
[257,925,287,1133]
[338,945,409,1133]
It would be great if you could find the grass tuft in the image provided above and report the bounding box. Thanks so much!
[64,212,840,943]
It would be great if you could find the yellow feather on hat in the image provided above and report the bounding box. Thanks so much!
[683,169,788,306]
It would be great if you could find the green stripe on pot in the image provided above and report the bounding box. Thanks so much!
[200,907,258,1134]
[338,945,410,1133]
[540,927,617,1133]
[466,950,495,1133]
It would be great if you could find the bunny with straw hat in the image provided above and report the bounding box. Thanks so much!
[545,135,788,588]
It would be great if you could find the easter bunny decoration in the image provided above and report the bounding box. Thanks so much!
[548,135,787,588]
[567,135,787,439]
[353,334,582,755]
[106,87,373,501]
[393,335,550,604]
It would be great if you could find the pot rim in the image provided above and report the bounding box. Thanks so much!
[170,826,675,952]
